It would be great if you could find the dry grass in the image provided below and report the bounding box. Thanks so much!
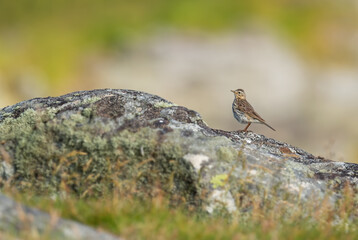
[1,179,356,240]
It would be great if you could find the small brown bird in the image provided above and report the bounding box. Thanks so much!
[231,89,276,132]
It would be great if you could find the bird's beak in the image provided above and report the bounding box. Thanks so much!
[230,90,235,93]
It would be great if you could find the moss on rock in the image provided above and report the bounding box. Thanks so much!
[0,92,201,206]
[1,89,358,220]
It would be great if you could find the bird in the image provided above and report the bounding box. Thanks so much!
[231,89,276,132]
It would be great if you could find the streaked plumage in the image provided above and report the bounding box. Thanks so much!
[231,89,275,131]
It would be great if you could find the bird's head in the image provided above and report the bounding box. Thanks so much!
[231,89,246,100]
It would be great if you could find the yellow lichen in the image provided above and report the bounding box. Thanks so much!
[210,174,228,188]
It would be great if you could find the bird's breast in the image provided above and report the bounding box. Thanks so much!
[232,103,248,123]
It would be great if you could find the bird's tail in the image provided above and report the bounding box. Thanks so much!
[263,122,276,131]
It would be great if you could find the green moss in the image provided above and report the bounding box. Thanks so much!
[0,108,200,204]
[0,108,40,140]
[216,146,236,162]
[82,96,102,105]
[81,108,92,118]
[43,107,58,121]
[1,112,12,118]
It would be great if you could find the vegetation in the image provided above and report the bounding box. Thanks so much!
[3,184,357,240]
[0,0,357,87]
[0,2,357,238]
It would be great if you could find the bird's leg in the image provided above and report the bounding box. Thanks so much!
[243,123,251,131]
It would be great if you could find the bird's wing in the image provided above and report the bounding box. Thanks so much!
[237,99,252,113]
[250,110,266,123]
[238,100,266,123]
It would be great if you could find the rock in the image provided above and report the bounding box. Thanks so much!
[0,192,121,239]
[0,89,357,218]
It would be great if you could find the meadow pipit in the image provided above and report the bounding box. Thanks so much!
[231,89,276,132]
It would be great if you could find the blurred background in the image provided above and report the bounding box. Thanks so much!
[0,0,357,162]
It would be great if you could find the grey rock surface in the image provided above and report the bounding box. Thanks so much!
[0,89,357,218]
[0,192,120,239]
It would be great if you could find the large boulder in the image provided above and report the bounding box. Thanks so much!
[0,89,357,217]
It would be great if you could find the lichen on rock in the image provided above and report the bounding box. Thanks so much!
[0,89,357,220]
